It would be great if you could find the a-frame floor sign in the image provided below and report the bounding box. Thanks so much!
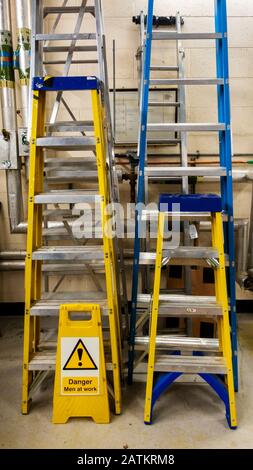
[53,304,110,424]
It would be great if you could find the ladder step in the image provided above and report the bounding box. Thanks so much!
[46,121,94,132]
[146,167,226,177]
[135,336,219,352]
[147,123,226,132]
[32,246,104,261]
[152,32,223,41]
[43,46,97,53]
[30,292,108,316]
[36,33,96,41]
[150,78,224,86]
[149,101,180,108]
[141,210,212,221]
[137,294,223,316]
[28,351,113,371]
[36,137,96,150]
[150,65,179,71]
[34,190,100,204]
[139,247,219,264]
[154,355,227,374]
[44,59,98,65]
[147,138,181,145]
[43,6,95,16]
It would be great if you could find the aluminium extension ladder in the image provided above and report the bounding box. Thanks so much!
[144,193,237,429]
[30,0,128,332]
[22,76,122,415]
[128,0,238,391]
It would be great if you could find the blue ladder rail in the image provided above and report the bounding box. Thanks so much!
[128,0,238,390]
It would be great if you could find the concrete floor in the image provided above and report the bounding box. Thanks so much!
[0,314,253,449]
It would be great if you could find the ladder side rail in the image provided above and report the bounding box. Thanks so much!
[214,0,238,390]
[128,0,154,384]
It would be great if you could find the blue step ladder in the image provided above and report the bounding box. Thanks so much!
[128,0,238,392]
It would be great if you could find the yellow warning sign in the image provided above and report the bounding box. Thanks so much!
[62,377,98,395]
[63,339,97,371]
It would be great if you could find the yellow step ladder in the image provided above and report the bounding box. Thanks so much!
[144,194,237,429]
[22,76,122,416]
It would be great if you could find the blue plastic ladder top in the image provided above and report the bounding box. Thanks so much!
[159,194,222,213]
[128,0,238,390]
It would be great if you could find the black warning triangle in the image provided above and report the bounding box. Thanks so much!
[63,339,98,370]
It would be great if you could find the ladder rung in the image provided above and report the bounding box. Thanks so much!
[45,157,96,166]
[46,120,94,132]
[31,292,108,316]
[150,78,224,86]
[36,137,96,150]
[137,294,223,316]
[152,32,223,41]
[43,6,95,16]
[141,210,212,221]
[146,167,227,177]
[44,59,98,65]
[135,336,219,352]
[149,101,180,108]
[139,246,219,263]
[36,33,96,41]
[43,46,97,53]
[147,123,226,132]
[46,171,99,183]
[32,246,104,261]
[147,138,181,145]
[28,351,114,371]
[34,190,101,204]
[154,355,227,374]
[150,65,179,71]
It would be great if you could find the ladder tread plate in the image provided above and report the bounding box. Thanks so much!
[137,294,222,316]
[147,123,226,132]
[43,46,97,53]
[152,32,223,40]
[36,136,96,150]
[35,190,100,204]
[135,335,219,351]
[154,355,227,373]
[150,78,224,86]
[36,33,96,41]
[146,166,226,177]
[31,292,108,316]
[32,246,104,261]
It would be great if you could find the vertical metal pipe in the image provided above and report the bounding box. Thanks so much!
[112,39,116,141]
[14,0,31,128]
[0,0,24,231]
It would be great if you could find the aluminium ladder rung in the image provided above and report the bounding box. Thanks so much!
[149,101,180,107]
[147,123,226,132]
[135,335,219,352]
[150,78,224,86]
[28,351,113,371]
[152,32,223,41]
[43,46,97,53]
[43,6,95,16]
[141,210,213,221]
[44,59,99,65]
[139,246,219,262]
[154,355,227,374]
[36,33,96,41]
[137,294,223,317]
[45,121,94,132]
[34,190,101,204]
[31,292,108,316]
[146,167,227,177]
[36,137,96,150]
[32,246,104,261]
[150,65,179,71]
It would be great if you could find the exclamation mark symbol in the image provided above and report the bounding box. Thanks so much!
[77,348,83,367]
